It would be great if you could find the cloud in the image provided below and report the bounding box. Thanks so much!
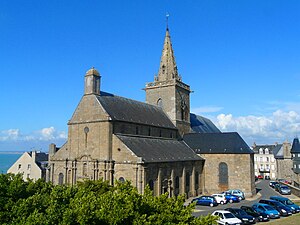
[191,106,223,114]
[0,127,67,142]
[214,110,300,144]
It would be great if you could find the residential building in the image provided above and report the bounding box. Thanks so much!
[7,151,48,181]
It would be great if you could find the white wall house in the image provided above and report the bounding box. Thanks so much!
[7,151,48,181]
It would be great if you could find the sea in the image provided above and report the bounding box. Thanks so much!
[0,152,23,174]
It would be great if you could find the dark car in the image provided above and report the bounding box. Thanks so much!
[240,206,270,222]
[269,181,279,188]
[191,196,218,207]
[270,196,300,213]
[222,192,240,203]
[259,199,292,216]
[265,175,270,180]
[225,208,256,224]
[278,185,291,195]
[274,183,282,192]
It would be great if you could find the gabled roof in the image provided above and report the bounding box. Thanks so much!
[190,113,221,133]
[97,92,176,129]
[117,134,203,163]
[291,137,300,153]
[272,144,284,159]
[183,132,253,154]
[28,152,48,162]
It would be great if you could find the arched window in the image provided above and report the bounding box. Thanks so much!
[195,172,199,186]
[219,162,228,185]
[157,98,163,108]
[148,180,154,191]
[67,170,71,184]
[58,173,64,185]
[186,172,190,187]
[175,176,179,189]
[119,177,125,183]
[83,163,87,176]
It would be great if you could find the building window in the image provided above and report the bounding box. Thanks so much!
[186,172,190,187]
[260,157,263,162]
[195,172,199,186]
[119,177,125,183]
[136,126,139,135]
[175,176,179,189]
[259,148,263,154]
[27,164,31,170]
[148,180,154,191]
[58,173,64,185]
[265,148,269,154]
[18,164,21,169]
[27,174,30,179]
[83,163,87,176]
[298,164,300,169]
[266,157,269,162]
[148,127,151,136]
[294,164,297,169]
[157,98,163,108]
[219,162,228,185]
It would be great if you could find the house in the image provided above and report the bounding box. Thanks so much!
[7,151,48,181]
[47,26,255,197]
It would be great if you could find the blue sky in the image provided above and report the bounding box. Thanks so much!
[1,0,300,151]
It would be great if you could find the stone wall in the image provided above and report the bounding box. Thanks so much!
[200,153,256,197]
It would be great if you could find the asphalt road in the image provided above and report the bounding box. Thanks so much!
[192,180,297,217]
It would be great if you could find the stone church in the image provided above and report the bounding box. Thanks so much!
[48,27,255,197]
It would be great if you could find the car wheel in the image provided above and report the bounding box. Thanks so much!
[229,199,233,203]
[209,203,214,207]
[220,201,224,205]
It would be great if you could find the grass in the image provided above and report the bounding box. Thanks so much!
[263,200,300,225]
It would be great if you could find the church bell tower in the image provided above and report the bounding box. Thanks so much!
[144,27,191,136]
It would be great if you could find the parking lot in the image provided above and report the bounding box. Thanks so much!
[191,179,300,220]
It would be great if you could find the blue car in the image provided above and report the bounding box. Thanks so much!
[222,192,240,203]
[270,196,300,213]
[191,196,218,207]
[259,199,292,216]
[252,203,280,219]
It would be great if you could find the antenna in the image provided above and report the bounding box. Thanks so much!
[166,12,170,30]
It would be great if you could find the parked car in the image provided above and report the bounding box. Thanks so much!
[191,196,218,207]
[278,185,291,195]
[212,193,227,205]
[264,175,270,180]
[222,192,241,203]
[211,210,242,225]
[240,206,270,222]
[226,189,245,200]
[252,203,280,219]
[257,175,263,179]
[269,181,279,188]
[270,196,300,213]
[259,199,292,216]
[225,208,256,224]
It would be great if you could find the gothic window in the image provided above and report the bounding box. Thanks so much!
[84,127,89,148]
[175,176,179,189]
[68,170,71,184]
[119,177,125,183]
[148,180,154,191]
[185,172,190,187]
[83,163,87,176]
[157,98,163,108]
[219,162,228,185]
[195,172,199,185]
[58,173,64,185]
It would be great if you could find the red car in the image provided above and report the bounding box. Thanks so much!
[257,175,263,179]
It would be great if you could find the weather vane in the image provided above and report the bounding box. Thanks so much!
[166,12,170,29]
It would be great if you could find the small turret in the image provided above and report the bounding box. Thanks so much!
[291,137,300,174]
[84,67,101,95]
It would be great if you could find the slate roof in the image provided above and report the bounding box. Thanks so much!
[97,92,176,129]
[28,152,48,162]
[116,134,204,163]
[272,144,284,159]
[190,113,221,133]
[252,144,277,154]
[183,132,253,154]
[291,137,300,153]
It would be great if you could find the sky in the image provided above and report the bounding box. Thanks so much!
[1,0,300,152]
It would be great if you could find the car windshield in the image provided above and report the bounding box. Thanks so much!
[273,201,284,207]
[224,213,235,219]
[286,199,294,205]
[236,209,247,215]
[265,206,274,210]
[281,186,289,190]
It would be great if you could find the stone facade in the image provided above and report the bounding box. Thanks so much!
[201,153,255,197]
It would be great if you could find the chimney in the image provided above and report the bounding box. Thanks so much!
[32,151,36,162]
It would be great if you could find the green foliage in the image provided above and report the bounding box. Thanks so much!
[0,174,218,225]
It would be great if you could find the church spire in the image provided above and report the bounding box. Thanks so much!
[156,26,179,81]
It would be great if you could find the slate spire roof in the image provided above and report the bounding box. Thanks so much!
[291,137,300,153]
[157,28,179,81]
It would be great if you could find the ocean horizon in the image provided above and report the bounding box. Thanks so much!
[0,152,23,174]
